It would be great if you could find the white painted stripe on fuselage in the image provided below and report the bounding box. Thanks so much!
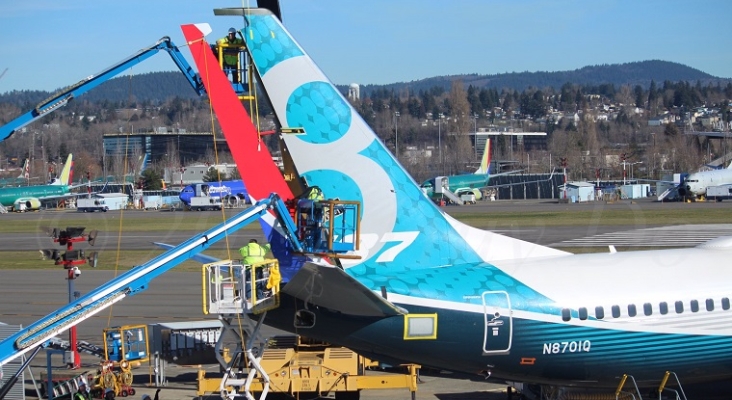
[386,282,732,336]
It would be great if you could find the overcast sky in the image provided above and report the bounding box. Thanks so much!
[1,0,731,93]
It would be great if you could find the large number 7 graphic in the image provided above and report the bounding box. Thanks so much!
[375,232,419,263]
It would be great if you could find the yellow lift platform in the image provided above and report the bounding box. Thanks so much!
[197,336,418,400]
[199,260,418,400]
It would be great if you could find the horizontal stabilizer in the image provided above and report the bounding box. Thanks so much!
[282,262,405,317]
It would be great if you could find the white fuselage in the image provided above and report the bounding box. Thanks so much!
[685,168,732,197]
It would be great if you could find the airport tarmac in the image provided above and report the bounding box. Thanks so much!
[3,198,732,399]
[3,197,730,252]
[0,269,510,400]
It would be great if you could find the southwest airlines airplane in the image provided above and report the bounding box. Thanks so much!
[182,12,732,394]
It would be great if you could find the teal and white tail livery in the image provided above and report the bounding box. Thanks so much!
[242,10,565,272]
[226,8,732,392]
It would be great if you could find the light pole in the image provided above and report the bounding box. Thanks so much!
[438,113,444,174]
[394,111,400,159]
[650,132,656,179]
[473,113,478,159]
[630,161,642,181]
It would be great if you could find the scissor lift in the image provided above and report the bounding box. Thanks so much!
[200,196,364,400]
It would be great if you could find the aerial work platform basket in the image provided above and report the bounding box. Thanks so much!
[295,199,361,256]
[202,259,281,315]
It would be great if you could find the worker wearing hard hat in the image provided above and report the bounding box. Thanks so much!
[216,28,244,83]
[239,239,271,265]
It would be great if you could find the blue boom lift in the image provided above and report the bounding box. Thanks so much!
[0,193,360,390]
[0,36,207,142]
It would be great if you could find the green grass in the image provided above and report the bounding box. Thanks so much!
[0,210,261,233]
[2,204,730,269]
[451,207,732,228]
[0,249,239,271]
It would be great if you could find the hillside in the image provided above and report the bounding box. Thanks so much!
[0,60,727,106]
[357,60,725,96]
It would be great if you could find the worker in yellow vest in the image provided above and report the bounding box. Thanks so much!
[239,239,271,265]
[239,239,272,301]
[217,28,244,83]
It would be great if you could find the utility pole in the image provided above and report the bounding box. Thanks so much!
[560,158,568,199]
[621,153,627,185]
[394,111,400,160]
[438,113,444,175]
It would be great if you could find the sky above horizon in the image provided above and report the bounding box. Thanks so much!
[1,0,731,93]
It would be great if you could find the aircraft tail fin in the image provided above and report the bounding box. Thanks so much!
[240,9,568,273]
[56,154,73,186]
[474,139,491,175]
[181,22,307,281]
[17,159,29,180]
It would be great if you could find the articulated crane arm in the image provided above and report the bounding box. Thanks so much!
[0,193,301,372]
[0,36,206,142]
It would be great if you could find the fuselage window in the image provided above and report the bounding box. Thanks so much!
[723,298,731,310]
[578,307,588,320]
[643,303,652,316]
[595,306,604,320]
[659,302,668,315]
[690,300,699,313]
[706,299,714,312]
[561,308,571,322]
[611,305,620,318]
[675,301,684,314]
[628,304,637,317]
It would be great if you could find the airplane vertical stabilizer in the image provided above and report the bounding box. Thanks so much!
[17,159,29,180]
[57,154,73,186]
[181,23,306,280]
[241,9,568,270]
[474,139,491,175]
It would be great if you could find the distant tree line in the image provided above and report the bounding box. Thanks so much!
[1,66,731,186]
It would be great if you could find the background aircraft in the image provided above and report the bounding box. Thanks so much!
[184,11,732,394]
[678,161,732,199]
[0,154,74,211]
[420,140,496,201]
[178,179,248,208]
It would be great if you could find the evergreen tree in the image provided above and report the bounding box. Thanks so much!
[140,168,163,190]
[203,167,228,182]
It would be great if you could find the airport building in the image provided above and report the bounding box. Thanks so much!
[103,129,231,165]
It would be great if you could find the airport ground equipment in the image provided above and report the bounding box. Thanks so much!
[0,193,361,375]
[199,200,364,400]
[0,36,205,141]
[196,336,419,400]
[38,227,99,369]
[102,325,149,365]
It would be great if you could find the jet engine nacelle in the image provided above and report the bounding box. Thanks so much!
[14,197,41,212]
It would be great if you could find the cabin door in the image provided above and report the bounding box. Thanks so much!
[482,291,512,355]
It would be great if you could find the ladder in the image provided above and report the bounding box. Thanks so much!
[0,203,7,213]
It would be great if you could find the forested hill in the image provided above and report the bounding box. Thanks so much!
[358,60,725,96]
[0,60,727,106]
[0,71,200,106]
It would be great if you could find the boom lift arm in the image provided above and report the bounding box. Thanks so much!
[0,193,302,370]
[0,36,206,141]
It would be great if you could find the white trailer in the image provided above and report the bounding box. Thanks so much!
[77,197,109,212]
[189,196,222,211]
[706,184,732,201]
[77,194,129,212]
